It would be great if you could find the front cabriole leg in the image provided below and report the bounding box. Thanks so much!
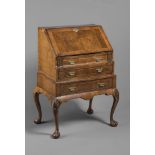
[51,99,62,139]
[110,88,119,127]
[33,92,42,124]
[87,97,94,114]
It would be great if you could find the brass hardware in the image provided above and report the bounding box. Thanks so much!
[68,60,75,65]
[97,83,105,87]
[95,58,103,62]
[96,68,103,73]
[68,87,76,92]
[73,28,79,32]
[68,71,75,76]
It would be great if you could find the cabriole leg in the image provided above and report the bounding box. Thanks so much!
[33,92,42,124]
[87,97,94,114]
[110,88,119,127]
[51,99,61,139]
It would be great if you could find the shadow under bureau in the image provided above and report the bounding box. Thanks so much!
[33,24,119,139]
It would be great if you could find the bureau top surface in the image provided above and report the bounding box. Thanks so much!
[40,25,113,56]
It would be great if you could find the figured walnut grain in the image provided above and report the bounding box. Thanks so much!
[33,25,119,139]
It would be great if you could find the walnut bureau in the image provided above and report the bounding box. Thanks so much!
[33,25,119,139]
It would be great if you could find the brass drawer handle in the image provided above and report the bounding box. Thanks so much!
[68,71,75,76]
[68,87,76,92]
[96,68,103,73]
[95,58,103,62]
[68,60,75,65]
[97,83,105,87]
[73,28,79,32]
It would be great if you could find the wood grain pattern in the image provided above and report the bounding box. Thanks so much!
[46,25,112,56]
[56,76,115,96]
[57,52,112,66]
[57,61,114,81]
[38,28,56,80]
[33,24,119,139]
[37,72,56,97]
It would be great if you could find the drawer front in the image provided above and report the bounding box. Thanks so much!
[56,76,115,96]
[57,62,114,81]
[57,52,113,66]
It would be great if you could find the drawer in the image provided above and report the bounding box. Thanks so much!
[57,52,113,66]
[56,76,116,96]
[57,62,114,81]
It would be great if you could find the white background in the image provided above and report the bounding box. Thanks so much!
[0,0,155,154]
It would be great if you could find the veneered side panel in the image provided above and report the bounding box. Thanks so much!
[37,73,56,96]
[38,28,56,80]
